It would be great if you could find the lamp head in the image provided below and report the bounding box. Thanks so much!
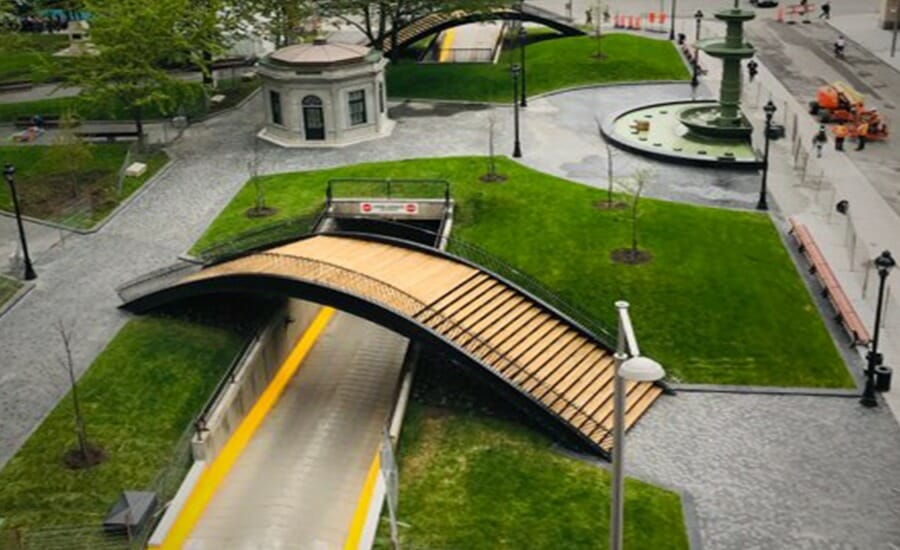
[764,100,777,119]
[835,200,849,215]
[695,9,703,19]
[618,356,666,382]
[874,250,896,275]
[3,163,13,182]
[511,63,521,75]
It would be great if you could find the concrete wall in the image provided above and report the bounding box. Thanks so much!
[880,0,900,29]
[191,298,321,461]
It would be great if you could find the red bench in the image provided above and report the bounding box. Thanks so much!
[789,217,871,346]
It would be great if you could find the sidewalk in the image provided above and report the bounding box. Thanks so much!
[830,13,900,73]
[700,37,900,418]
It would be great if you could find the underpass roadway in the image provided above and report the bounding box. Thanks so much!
[184,311,408,550]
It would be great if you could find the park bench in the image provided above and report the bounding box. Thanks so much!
[788,217,871,347]
[75,130,141,143]
[0,80,33,92]
[13,115,67,129]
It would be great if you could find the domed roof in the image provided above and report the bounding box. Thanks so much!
[267,38,373,67]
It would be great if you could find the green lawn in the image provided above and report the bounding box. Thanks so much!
[0,144,168,229]
[0,315,247,532]
[0,275,23,308]
[0,33,69,83]
[387,33,689,103]
[192,157,852,388]
[374,403,688,550]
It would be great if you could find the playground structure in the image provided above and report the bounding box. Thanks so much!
[809,81,890,141]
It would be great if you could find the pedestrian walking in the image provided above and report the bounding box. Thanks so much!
[833,123,848,151]
[813,125,828,158]
[819,1,831,19]
[585,8,592,25]
[747,59,758,82]
[856,121,869,150]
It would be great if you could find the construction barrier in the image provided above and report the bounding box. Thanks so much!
[778,3,816,24]
[613,12,667,33]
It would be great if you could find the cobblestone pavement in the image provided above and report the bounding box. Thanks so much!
[628,392,900,550]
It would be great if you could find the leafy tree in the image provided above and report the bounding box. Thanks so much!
[319,0,506,56]
[229,0,316,48]
[43,112,93,199]
[67,0,224,142]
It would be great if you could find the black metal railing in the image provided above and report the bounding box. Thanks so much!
[194,207,327,265]
[326,178,450,205]
[116,261,201,304]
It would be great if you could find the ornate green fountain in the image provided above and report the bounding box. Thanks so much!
[602,0,760,168]
[678,0,756,139]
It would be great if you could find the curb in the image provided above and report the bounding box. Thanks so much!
[0,280,35,319]
[669,383,859,397]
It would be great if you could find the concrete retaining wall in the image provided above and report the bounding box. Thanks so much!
[191,298,321,461]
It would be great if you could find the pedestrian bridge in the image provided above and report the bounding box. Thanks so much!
[120,233,662,458]
[385,2,585,53]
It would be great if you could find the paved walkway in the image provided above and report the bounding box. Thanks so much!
[186,312,407,549]
[831,12,900,72]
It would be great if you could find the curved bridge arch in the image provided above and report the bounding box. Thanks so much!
[121,234,661,458]
[388,4,585,53]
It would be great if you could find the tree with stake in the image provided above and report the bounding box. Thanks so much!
[43,112,93,200]
[247,135,277,217]
[481,114,507,182]
[612,168,654,265]
[57,321,105,469]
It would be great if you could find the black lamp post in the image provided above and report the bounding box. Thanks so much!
[669,0,678,40]
[3,163,37,280]
[691,10,703,88]
[861,250,896,407]
[519,25,528,107]
[757,100,776,211]
[511,63,523,158]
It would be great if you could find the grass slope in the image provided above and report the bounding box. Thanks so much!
[374,403,688,550]
[191,157,852,388]
[387,33,689,103]
[0,316,245,530]
[0,144,168,229]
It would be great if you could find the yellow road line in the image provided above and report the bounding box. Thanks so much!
[438,27,457,63]
[343,451,382,550]
[154,306,336,550]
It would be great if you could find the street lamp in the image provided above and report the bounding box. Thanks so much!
[669,0,678,40]
[3,163,37,280]
[691,10,703,88]
[519,25,528,107]
[861,250,896,407]
[757,100,777,211]
[511,63,523,158]
[610,301,665,550]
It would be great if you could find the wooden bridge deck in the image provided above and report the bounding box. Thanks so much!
[173,235,661,453]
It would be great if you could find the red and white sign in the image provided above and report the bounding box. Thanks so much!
[358,202,420,215]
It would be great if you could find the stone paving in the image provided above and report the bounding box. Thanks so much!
[628,393,900,550]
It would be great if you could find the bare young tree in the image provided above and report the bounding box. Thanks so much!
[480,113,507,182]
[246,135,276,217]
[625,168,653,254]
[56,321,91,464]
[595,117,620,207]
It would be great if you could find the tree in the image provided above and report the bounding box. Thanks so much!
[68,0,225,144]
[43,112,93,199]
[480,113,506,182]
[319,0,505,56]
[246,135,276,217]
[56,320,104,469]
[229,0,316,48]
[625,168,652,254]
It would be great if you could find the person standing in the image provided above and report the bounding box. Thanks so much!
[833,123,848,151]
[747,59,759,82]
[820,1,831,19]
[856,121,869,151]
[813,125,828,158]
[585,8,592,25]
